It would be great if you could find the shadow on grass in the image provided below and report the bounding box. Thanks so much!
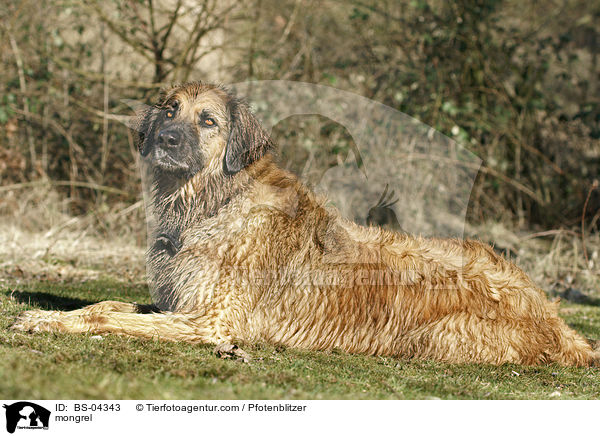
[5,291,96,311]
[585,296,600,307]
[548,287,600,307]
[576,296,600,309]
[558,289,600,307]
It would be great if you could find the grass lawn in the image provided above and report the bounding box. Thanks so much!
[1,276,599,400]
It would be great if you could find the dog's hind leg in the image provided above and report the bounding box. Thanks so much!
[543,317,600,367]
[11,302,224,344]
[405,312,598,366]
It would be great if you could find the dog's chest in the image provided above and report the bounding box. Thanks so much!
[181,205,274,263]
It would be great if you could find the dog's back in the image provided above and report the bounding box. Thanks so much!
[158,155,598,366]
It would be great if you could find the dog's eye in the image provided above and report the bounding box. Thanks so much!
[203,118,216,127]
[166,101,179,118]
[199,110,217,128]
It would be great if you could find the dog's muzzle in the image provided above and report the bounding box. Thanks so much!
[157,128,182,151]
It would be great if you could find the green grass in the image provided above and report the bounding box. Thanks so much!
[1,278,599,400]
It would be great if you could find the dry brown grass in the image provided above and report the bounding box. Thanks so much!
[0,186,146,285]
[471,223,600,301]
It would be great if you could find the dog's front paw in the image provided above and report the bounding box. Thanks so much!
[11,310,65,333]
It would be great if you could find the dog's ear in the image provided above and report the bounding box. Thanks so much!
[224,98,272,175]
[135,108,155,157]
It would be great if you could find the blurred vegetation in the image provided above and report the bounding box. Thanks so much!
[0,0,598,231]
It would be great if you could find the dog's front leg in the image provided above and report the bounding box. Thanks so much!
[11,301,224,344]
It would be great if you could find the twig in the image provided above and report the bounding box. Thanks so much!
[581,179,598,264]
[275,0,301,47]
[0,180,129,196]
[400,152,545,205]
[44,215,83,239]
[51,56,165,89]
[520,229,579,241]
[8,33,36,173]
[115,200,144,218]
[85,2,155,62]
[70,98,133,125]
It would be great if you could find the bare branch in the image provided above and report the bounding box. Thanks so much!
[84,2,155,62]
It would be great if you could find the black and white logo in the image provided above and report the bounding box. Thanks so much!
[3,402,50,434]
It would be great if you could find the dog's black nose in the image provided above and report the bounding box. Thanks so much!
[158,128,181,149]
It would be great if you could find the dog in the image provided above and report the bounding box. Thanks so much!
[12,82,599,366]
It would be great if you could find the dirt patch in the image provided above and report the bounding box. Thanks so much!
[0,223,146,285]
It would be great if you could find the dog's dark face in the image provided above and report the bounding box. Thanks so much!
[137,82,272,181]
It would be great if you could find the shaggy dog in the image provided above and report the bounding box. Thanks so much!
[12,82,599,366]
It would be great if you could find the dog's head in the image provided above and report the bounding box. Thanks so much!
[137,82,272,180]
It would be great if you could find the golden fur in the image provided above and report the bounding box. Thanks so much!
[12,83,600,366]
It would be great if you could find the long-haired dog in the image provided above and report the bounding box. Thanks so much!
[12,82,599,366]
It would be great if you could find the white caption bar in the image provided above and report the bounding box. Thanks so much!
[0,400,596,436]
